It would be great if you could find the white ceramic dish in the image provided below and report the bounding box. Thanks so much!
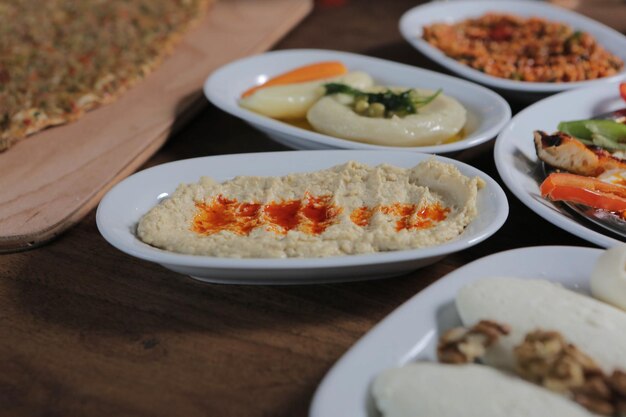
[204,49,511,155]
[495,81,625,248]
[96,150,508,285]
[309,245,603,417]
[399,1,626,98]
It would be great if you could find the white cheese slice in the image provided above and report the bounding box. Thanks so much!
[372,362,593,417]
[456,277,626,373]
[591,245,626,312]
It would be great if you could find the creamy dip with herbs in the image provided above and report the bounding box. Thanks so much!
[307,87,467,147]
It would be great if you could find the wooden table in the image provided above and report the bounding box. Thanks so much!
[1,1,621,416]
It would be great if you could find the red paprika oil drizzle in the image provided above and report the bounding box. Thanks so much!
[192,193,341,236]
[300,193,342,235]
[192,194,449,236]
[234,202,263,234]
[263,199,302,234]
[192,196,262,236]
[415,203,450,229]
[350,206,374,227]
[380,202,450,231]
[380,203,414,230]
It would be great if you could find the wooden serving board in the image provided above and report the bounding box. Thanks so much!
[0,0,312,252]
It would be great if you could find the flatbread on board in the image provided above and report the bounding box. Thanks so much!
[0,0,212,151]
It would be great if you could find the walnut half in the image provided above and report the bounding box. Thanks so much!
[514,330,626,416]
[437,320,510,364]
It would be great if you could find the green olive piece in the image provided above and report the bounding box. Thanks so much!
[367,102,386,118]
[354,99,369,114]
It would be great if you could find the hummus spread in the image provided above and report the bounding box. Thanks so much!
[137,160,483,258]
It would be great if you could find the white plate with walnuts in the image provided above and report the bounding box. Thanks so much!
[309,245,603,417]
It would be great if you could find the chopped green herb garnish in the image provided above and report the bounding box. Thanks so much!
[323,83,442,118]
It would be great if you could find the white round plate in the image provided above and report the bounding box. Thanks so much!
[204,49,511,155]
[399,1,626,98]
[96,150,508,285]
[495,81,625,248]
[309,245,603,417]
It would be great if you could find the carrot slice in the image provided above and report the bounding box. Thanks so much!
[241,61,348,98]
[540,172,626,212]
[620,82,626,102]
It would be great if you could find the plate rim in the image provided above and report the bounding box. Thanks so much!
[203,48,512,154]
[494,81,623,248]
[96,149,509,271]
[399,0,626,93]
[308,245,604,417]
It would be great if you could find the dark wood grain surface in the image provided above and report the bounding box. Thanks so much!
[2,1,621,416]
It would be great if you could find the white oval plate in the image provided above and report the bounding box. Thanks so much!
[399,1,626,97]
[204,49,511,155]
[96,150,508,285]
[495,81,625,248]
[309,245,603,417]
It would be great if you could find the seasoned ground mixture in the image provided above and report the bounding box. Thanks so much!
[422,13,623,83]
[0,0,211,151]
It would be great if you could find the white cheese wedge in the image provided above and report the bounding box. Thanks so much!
[456,277,626,373]
[591,245,626,311]
[372,363,593,417]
